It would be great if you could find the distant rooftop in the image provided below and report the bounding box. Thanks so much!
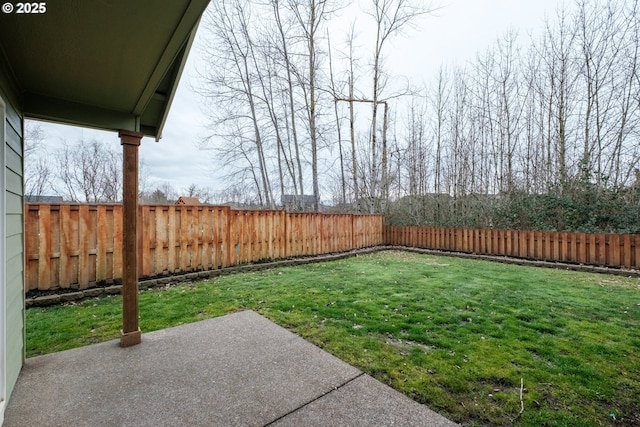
[176,196,201,205]
[25,195,64,203]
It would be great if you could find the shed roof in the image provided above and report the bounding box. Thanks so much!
[0,0,210,140]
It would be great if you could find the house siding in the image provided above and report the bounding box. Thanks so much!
[1,75,24,413]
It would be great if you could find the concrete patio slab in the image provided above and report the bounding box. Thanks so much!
[4,310,458,426]
[272,374,456,426]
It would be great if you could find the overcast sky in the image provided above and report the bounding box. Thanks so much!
[31,0,569,196]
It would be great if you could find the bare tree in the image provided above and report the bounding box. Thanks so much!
[288,0,335,210]
[345,24,361,211]
[200,0,274,208]
[327,30,348,206]
[24,121,54,200]
[430,66,449,197]
[490,30,525,194]
[182,183,214,203]
[271,0,305,195]
[363,0,438,211]
[140,182,177,204]
[55,139,122,202]
[399,94,429,223]
[538,8,579,194]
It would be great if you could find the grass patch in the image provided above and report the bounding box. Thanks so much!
[27,251,640,426]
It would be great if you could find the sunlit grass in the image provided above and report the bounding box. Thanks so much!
[27,251,640,426]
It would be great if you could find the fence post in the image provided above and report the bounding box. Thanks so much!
[119,130,142,347]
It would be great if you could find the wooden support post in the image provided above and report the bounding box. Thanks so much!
[119,130,143,347]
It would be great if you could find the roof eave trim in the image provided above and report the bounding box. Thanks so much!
[133,0,207,122]
[154,25,199,142]
[23,92,139,134]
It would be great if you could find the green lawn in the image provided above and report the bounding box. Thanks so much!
[27,251,640,426]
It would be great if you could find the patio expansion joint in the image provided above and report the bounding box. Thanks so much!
[263,372,366,426]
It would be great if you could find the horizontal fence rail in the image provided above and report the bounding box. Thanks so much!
[25,203,384,292]
[385,226,640,269]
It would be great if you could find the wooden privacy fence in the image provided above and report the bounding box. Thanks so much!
[386,226,640,269]
[25,203,384,292]
[25,204,640,294]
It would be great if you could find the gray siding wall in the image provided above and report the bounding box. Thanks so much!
[1,80,24,404]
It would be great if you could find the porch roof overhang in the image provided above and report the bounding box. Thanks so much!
[0,0,209,140]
